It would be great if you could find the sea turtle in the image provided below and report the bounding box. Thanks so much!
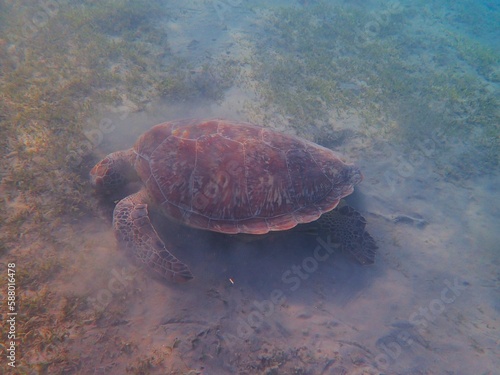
[90,119,376,283]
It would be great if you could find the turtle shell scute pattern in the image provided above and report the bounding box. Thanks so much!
[133,119,361,234]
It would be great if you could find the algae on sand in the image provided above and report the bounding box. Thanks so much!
[249,2,499,179]
[0,1,239,372]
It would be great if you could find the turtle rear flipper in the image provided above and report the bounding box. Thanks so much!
[314,204,377,265]
[113,189,193,283]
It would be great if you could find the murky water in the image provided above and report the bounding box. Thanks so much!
[1,0,498,374]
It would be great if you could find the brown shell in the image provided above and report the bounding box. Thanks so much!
[133,119,362,234]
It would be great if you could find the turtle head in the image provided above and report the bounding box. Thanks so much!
[90,149,137,194]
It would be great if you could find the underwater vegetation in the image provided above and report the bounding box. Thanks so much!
[250,2,499,179]
[65,0,165,36]
[0,0,236,245]
[157,58,238,103]
[0,1,236,372]
[0,0,498,372]
[0,1,162,261]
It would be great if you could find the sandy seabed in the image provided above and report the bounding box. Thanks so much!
[2,0,498,374]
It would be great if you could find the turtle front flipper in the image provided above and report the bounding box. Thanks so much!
[314,204,378,265]
[113,189,193,283]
